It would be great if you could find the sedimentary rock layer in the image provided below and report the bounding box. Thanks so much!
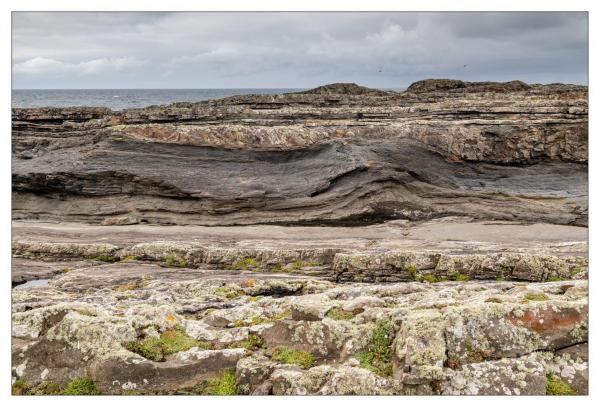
[12,80,588,226]
[11,219,588,285]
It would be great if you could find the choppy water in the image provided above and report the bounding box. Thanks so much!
[12,88,305,110]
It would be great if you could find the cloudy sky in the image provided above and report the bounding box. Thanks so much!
[12,12,588,89]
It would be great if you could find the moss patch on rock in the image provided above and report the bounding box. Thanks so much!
[229,333,266,351]
[204,369,239,395]
[93,255,117,262]
[522,293,550,303]
[546,374,578,395]
[358,319,394,377]
[229,257,260,270]
[271,346,316,369]
[213,286,244,300]
[126,327,211,361]
[325,307,354,320]
[13,379,65,395]
[63,377,101,395]
[165,253,187,268]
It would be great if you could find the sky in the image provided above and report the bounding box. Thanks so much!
[12,12,588,89]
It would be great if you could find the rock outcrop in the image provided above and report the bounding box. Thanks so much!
[12,80,588,226]
[11,80,588,396]
[11,262,588,395]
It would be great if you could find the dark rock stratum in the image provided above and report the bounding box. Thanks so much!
[12,79,588,226]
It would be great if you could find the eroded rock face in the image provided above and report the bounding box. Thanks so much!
[12,80,587,226]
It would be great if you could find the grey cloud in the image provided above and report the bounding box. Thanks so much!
[12,12,588,89]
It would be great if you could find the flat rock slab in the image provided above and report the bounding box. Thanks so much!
[12,219,587,255]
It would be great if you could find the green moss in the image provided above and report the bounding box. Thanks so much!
[204,369,238,395]
[93,255,117,262]
[484,297,503,303]
[272,347,316,369]
[229,257,260,270]
[546,374,577,395]
[495,276,506,281]
[12,379,64,395]
[122,255,142,262]
[239,309,291,327]
[165,254,187,268]
[121,389,140,395]
[569,266,584,276]
[406,265,419,277]
[114,280,143,292]
[270,263,286,273]
[213,286,244,300]
[170,370,238,395]
[454,274,471,281]
[35,381,62,395]
[418,274,441,283]
[358,319,394,377]
[62,377,101,395]
[126,327,212,362]
[325,307,354,320]
[12,379,32,395]
[522,293,550,303]
[230,333,266,351]
[548,276,567,282]
[290,260,319,270]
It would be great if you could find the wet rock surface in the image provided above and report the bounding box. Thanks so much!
[11,81,588,395]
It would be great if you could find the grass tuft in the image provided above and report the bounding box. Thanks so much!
[406,265,419,277]
[204,369,239,395]
[271,346,316,369]
[62,377,101,395]
[358,319,394,377]
[325,307,354,320]
[165,254,187,268]
[126,327,211,362]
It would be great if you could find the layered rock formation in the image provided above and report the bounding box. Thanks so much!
[11,80,589,396]
[12,79,588,226]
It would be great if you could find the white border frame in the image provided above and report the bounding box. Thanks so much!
[1,2,595,407]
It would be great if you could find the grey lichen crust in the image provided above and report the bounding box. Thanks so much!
[12,259,588,395]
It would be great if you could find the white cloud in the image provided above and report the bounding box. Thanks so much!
[13,56,146,75]
[11,12,588,88]
[12,57,64,74]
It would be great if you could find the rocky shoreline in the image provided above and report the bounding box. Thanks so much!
[11,80,588,395]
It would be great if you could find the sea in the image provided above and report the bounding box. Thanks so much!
[11,88,306,110]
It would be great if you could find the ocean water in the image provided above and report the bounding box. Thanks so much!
[12,88,305,110]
